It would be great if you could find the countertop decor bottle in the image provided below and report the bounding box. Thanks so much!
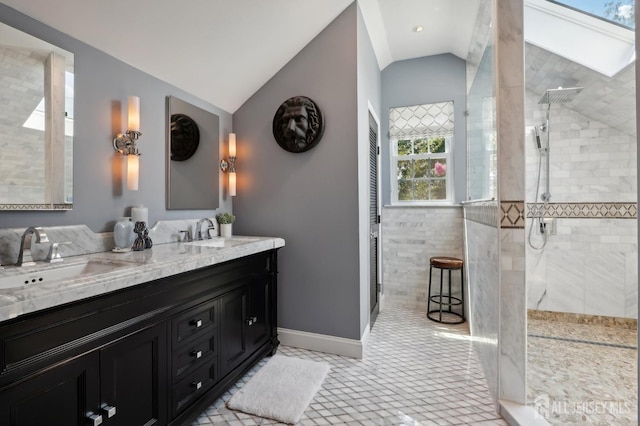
[131,205,149,226]
[114,217,134,249]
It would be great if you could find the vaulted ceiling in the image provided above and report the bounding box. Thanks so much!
[0,0,480,113]
[2,0,634,136]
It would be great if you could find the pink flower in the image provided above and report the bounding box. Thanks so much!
[434,162,446,176]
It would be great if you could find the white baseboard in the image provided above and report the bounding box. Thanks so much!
[278,325,370,359]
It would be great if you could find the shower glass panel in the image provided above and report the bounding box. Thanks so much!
[467,45,497,201]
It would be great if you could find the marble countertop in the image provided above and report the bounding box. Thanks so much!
[0,236,285,322]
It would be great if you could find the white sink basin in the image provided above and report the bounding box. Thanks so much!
[183,238,226,248]
[0,260,128,290]
[183,237,263,249]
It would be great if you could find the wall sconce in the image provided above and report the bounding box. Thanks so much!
[113,96,141,190]
[220,133,237,196]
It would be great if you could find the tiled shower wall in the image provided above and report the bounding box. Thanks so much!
[525,89,638,319]
[525,90,636,202]
[495,0,527,404]
[381,206,464,310]
[463,201,499,403]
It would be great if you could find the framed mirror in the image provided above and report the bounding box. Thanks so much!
[166,96,219,210]
[0,21,74,210]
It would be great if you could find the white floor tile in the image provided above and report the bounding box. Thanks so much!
[191,303,504,425]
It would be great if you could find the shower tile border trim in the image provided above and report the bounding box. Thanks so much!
[526,202,638,219]
[464,201,637,227]
[528,309,638,330]
[500,200,526,229]
[462,200,499,228]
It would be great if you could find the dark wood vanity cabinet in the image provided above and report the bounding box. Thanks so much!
[0,250,279,426]
[101,323,168,425]
[0,350,100,425]
[170,298,219,419]
[219,271,273,378]
[0,323,166,426]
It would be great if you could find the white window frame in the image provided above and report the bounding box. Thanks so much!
[390,136,454,204]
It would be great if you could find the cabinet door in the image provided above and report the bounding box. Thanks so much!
[246,275,272,354]
[219,286,246,377]
[100,323,167,426]
[0,352,100,426]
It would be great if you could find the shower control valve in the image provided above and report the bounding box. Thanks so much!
[537,218,557,235]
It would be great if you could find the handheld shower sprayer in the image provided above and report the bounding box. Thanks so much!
[533,124,548,153]
[533,126,542,151]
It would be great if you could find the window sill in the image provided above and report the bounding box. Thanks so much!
[384,202,462,208]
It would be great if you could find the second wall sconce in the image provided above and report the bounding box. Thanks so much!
[220,133,237,196]
[113,96,142,190]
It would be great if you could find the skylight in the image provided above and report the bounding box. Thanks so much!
[525,0,635,77]
[22,71,74,137]
[549,0,635,29]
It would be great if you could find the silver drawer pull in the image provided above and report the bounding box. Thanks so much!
[246,316,258,326]
[192,350,202,359]
[101,404,117,418]
[87,413,103,426]
[192,380,202,390]
[191,319,202,328]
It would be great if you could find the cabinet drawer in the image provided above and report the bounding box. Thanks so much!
[0,293,170,380]
[172,300,217,345]
[172,332,217,381]
[171,360,217,417]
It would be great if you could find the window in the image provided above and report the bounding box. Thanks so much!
[390,102,454,203]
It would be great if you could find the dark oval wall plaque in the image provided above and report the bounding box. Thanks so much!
[272,96,324,153]
[170,113,200,161]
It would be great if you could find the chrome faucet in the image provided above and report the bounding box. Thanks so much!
[195,218,215,240]
[17,226,49,266]
[45,241,72,263]
[179,230,193,242]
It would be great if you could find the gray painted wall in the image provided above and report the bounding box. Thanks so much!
[381,54,468,205]
[233,4,362,340]
[356,4,382,335]
[0,3,232,232]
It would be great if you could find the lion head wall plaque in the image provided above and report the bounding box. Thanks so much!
[272,96,325,153]
[170,113,200,161]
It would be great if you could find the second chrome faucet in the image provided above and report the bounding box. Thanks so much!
[195,218,216,240]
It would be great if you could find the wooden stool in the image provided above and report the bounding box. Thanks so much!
[427,256,465,324]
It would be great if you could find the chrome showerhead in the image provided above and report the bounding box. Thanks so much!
[538,87,583,104]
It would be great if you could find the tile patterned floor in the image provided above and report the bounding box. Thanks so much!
[192,303,506,425]
[528,319,638,425]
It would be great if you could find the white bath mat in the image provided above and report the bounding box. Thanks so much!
[227,354,330,424]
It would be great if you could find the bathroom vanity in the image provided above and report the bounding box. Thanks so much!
[0,236,283,426]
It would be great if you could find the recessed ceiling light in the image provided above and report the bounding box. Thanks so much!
[412,25,424,33]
